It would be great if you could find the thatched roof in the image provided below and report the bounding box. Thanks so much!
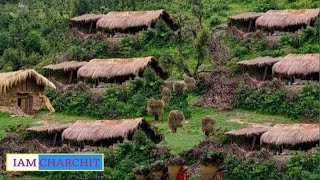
[272,54,320,75]
[77,56,165,79]
[229,12,264,21]
[96,10,174,31]
[237,56,282,67]
[27,124,71,134]
[62,118,157,142]
[70,14,105,23]
[260,124,320,145]
[43,61,88,71]
[0,69,56,95]
[226,126,270,137]
[256,9,320,30]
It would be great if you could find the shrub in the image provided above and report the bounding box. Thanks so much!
[200,151,224,166]
[173,81,187,94]
[184,76,196,91]
[161,87,172,103]
[168,110,185,133]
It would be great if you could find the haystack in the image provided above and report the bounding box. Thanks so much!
[238,56,282,80]
[260,124,320,148]
[77,56,167,83]
[62,118,161,145]
[272,54,320,79]
[256,9,320,32]
[44,61,88,84]
[70,13,105,33]
[229,12,264,32]
[0,69,56,114]
[96,10,176,33]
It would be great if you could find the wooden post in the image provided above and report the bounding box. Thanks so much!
[89,22,93,34]
[248,20,252,32]
[68,70,74,84]
[263,66,268,81]
[53,132,57,147]
[251,136,256,151]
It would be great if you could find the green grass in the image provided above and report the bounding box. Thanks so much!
[0,112,34,139]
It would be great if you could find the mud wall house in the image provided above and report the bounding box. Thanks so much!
[0,69,56,114]
[256,8,320,33]
[228,12,264,32]
[77,56,167,86]
[96,9,176,34]
[70,14,105,34]
[260,124,320,151]
[43,61,88,84]
[237,56,282,81]
[272,54,320,81]
[226,126,270,151]
[61,118,162,146]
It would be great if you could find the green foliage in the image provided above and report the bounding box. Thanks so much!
[235,82,320,119]
[200,151,224,166]
[165,93,191,119]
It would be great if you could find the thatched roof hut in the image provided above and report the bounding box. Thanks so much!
[260,124,320,146]
[272,54,320,78]
[43,61,88,71]
[28,124,71,134]
[238,56,282,81]
[77,56,167,83]
[237,56,282,67]
[0,69,55,95]
[62,118,161,145]
[96,10,176,33]
[229,12,264,32]
[256,9,320,32]
[0,69,55,114]
[70,14,105,23]
[226,126,270,137]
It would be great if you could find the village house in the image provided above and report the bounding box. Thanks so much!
[70,14,105,34]
[0,69,56,114]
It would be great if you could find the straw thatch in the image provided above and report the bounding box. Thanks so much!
[62,118,157,142]
[70,14,105,23]
[229,12,264,21]
[0,69,56,95]
[77,56,165,79]
[43,61,88,71]
[226,126,270,137]
[96,10,175,32]
[260,124,320,145]
[27,124,71,134]
[256,9,320,30]
[272,54,320,75]
[237,56,282,67]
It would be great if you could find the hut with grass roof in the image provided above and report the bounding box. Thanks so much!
[272,54,320,81]
[237,56,282,81]
[260,124,320,151]
[27,123,71,146]
[96,10,176,34]
[43,61,88,84]
[70,14,105,33]
[0,69,56,114]
[256,8,320,33]
[226,125,270,150]
[77,56,167,86]
[61,118,162,146]
[229,12,264,32]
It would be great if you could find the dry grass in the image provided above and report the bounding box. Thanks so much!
[0,69,56,95]
[161,87,171,103]
[43,61,88,71]
[168,110,185,133]
[96,10,174,31]
[27,123,71,134]
[260,124,320,145]
[229,12,264,21]
[147,98,164,120]
[77,56,164,79]
[184,77,196,91]
[70,14,105,23]
[256,8,320,29]
[272,54,320,75]
[226,125,270,137]
[173,81,186,94]
[201,116,215,136]
[237,56,282,67]
[62,118,156,142]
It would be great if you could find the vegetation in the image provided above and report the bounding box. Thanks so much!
[201,116,215,137]
[168,110,185,133]
[200,151,224,166]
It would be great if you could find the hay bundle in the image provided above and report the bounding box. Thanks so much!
[173,81,186,94]
[184,77,196,91]
[148,98,164,121]
[201,116,215,137]
[161,87,171,103]
[168,110,185,133]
